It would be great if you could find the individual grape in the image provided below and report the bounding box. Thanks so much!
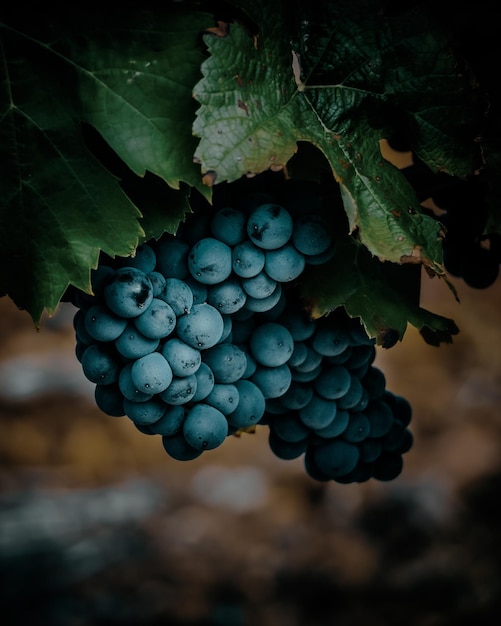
[372,452,403,481]
[241,351,257,378]
[381,420,413,453]
[288,341,308,368]
[363,366,387,400]
[220,314,233,343]
[350,388,370,413]
[313,409,350,438]
[264,244,306,282]
[298,394,337,429]
[252,363,292,399]
[279,382,313,410]
[118,363,154,402]
[337,375,364,410]
[246,203,293,250]
[232,240,266,278]
[148,405,185,436]
[161,338,202,377]
[123,397,167,426]
[201,342,248,383]
[310,439,360,479]
[115,323,160,359]
[207,278,247,314]
[290,363,323,383]
[73,308,95,347]
[117,243,156,274]
[184,276,208,305]
[188,237,232,285]
[162,432,203,461]
[342,412,371,442]
[81,344,121,385]
[359,438,383,463]
[156,235,190,280]
[303,448,331,481]
[291,213,332,256]
[103,267,154,318]
[249,322,294,367]
[192,362,215,402]
[344,344,376,370]
[302,242,337,266]
[160,374,198,405]
[130,352,173,394]
[366,398,395,437]
[210,207,247,246]
[94,383,125,417]
[176,303,225,349]
[84,303,128,342]
[384,392,412,426]
[147,271,167,297]
[323,346,352,366]
[183,403,229,450]
[334,462,375,484]
[75,339,89,364]
[259,288,287,321]
[268,430,308,460]
[313,365,351,400]
[227,379,266,429]
[311,324,350,357]
[268,411,310,442]
[205,383,240,415]
[133,298,177,339]
[243,283,283,313]
[290,346,322,373]
[242,271,277,299]
[159,278,194,316]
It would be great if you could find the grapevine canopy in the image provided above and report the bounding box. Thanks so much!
[0,0,499,345]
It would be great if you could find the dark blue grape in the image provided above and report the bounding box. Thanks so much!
[227,379,266,429]
[202,343,248,383]
[268,430,308,460]
[247,203,293,250]
[162,432,203,461]
[104,267,154,318]
[183,403,228,450]
[81,344,121,385]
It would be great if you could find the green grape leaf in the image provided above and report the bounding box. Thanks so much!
[193,0,483,273]
[120,173,192,244]
[300,235,459,347]
[63,8,211,195]
[0,29,143,322]
[0,6,212,323]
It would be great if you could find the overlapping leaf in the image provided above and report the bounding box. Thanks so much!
[300,235,459,346]
[193,0,483,272]
[0,6,211,322]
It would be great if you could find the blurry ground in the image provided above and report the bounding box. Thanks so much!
[1,270,501,626]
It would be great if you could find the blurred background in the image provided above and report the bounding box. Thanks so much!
[1,270,501,626]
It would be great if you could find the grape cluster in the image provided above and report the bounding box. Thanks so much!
[260,307,413,483]
[70,183,413,483]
